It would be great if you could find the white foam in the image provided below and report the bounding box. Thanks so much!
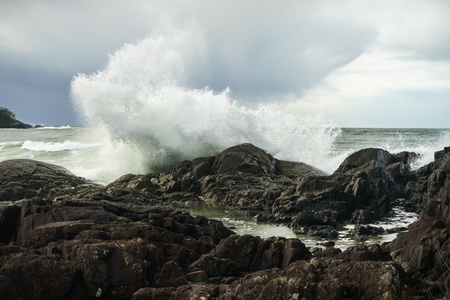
[36,125,73,130]
[21,140,102,152]
[381,130,450,170]
[71,28,340,175]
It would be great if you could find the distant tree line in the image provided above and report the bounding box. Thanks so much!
[0,107,19,125]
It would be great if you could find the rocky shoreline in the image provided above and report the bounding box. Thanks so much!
[0,144,449,299]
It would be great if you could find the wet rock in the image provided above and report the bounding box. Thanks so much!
[1,144,449,299]
[305,226,339,239]
[0,204,20,243]
[98,144,415,239]
[188,234,311,279]
[221,259,418,300]
[313,246,342,258]
[318,241,335,248]
[389,217,450,281]
[0,197,233,299]
[389,146,450,293]
[186,270,208,283]
[188,255,240,279]
[350,224,385,236]
[341,244,392,261]
[153,261,188,288]
[275,159,328,178]
[0,159,93,202]
[132,284,222,300]
[335,148,395,174]
[212,143,277,175]
[350,209,376,224]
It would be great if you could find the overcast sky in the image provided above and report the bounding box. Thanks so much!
[1,0,450,128]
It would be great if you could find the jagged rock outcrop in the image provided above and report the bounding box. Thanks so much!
[0,145,417,237]
[2,145,450,299]
[389,147,450,287]
[273,148,414,236]
[188,234,311,279]
[0,198,233,299]
[133,245,421,300]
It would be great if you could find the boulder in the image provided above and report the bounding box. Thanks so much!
[275,159,328,178]
[212,143,277,175]
[0,159,93,202]
[334,148,395,174]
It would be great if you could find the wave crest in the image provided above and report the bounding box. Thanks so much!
[71,28,340,174]
[21,140,101,152]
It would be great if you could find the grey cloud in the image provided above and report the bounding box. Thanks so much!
[200,11,376,102]
[1,0,450,127]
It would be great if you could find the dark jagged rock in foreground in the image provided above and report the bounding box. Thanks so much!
[0,144,449,299]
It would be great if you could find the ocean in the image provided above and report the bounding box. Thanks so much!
[2,31,450,248]
[1,126,449,184]
[1,126,448,249]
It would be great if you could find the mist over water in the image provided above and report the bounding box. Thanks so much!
[71,29,341,174]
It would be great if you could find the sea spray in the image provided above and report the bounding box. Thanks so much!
[71,29,341,175]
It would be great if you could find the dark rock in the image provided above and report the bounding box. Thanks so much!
[0,204,20,243]
[0,159,93,202]
[132,284,222,300]
[350,209,376,224]
[153,261,188,288]
[389,147,450,285]
[221,259,419,300]
[188,255,240,278]
[99,144,413,240]
[313,246,342,258]
[0,197,233,299]
[319,241,335,248]
[351,224,385,236]
[188,234,311,276]
[389,217,450,281]
[1,144,449,299]
[335,148,395,174]
[307,226,339,239]
[385,226,407,234]
[186,270,208,283]
[341,244,392,261]
[212,143,277,175]
[275,159,328,178]
[0,122,32,129]
[192,157,215,179]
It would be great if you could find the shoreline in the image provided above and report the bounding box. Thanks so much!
[0,144,449,298]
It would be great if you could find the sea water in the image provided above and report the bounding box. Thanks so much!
[1,127,448,184]
[1,126,449,249]
[2,29,450,248]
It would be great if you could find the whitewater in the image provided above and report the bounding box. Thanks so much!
[2,28,450,184]
[1,126,448,248]
[1,29,450,248]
